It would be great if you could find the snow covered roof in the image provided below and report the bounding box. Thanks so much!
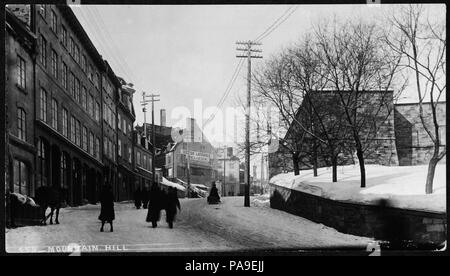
[191,183,208,190]
[161,177,186,191]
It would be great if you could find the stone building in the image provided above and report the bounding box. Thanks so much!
[269,90,399,178]
[394,102,446,165]
[268,89,446,178]
[5,4,138,205]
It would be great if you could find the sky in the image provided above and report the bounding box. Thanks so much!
[71,4,445,176]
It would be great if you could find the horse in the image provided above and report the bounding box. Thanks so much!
[34,186,64,225]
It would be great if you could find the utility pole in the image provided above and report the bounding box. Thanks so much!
[141,92,160,187]
[236,41,262,207]
[223,145,226,197]
[186,137,191,197]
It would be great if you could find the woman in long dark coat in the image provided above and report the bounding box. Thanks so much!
[165,187,181,229]
[98,185,115,232]
[207,182,221,204]
[146,185,163,228]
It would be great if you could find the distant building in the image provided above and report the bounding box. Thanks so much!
[165,118,218,187]
[216,147,240,196]
[135,112,173,177]
[132,131,153,191]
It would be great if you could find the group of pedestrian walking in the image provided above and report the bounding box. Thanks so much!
[133,187,149,209]
[146,185,180,229]
[97,184,181,232]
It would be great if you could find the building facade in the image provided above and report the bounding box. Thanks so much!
[116,77,136,201]
[133,131,153,191]
[5,7,37,198]
[268,90,446,178]
[5,4,140,205]
[165,118,218,187]
[32,4,107,205]
[394,102,446,166]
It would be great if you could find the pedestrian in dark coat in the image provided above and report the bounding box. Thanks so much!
[146,185,163,228]
[141,187,149,209]
[134,187,142,209]
[207,183,221,204]
[165,187,181,229]
[98,185,115,232]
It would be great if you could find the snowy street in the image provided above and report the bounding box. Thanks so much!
[6,197,371,253]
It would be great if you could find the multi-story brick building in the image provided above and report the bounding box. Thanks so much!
[116,77,136,201]
[5,4,143,206]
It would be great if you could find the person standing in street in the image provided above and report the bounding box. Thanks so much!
[98,185,115,232]
[165,187,181,229]
[146,184,162,228]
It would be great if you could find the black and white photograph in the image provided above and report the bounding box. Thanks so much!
[2,1,447,258]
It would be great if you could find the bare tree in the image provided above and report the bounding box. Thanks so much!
[312,19,404,188]
[384,4,446,194]
[287,35,350,181]
[250,50,311,176]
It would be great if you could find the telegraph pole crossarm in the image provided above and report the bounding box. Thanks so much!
[140,92,160,188]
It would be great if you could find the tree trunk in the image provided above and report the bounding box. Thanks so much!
[293,152,300,176]
[425,144,440,194]
[331,154,337,182]
[356,148,366,188]
[312,142,318,177]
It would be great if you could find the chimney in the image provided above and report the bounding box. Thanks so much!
[160,109,166,127]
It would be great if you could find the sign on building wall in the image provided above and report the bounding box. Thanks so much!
[180,149,210,163]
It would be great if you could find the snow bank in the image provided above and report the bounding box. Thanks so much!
[252,194,270,208]
[270,164,446,213]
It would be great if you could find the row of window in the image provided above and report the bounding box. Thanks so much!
[104,137,116,162]
[39,5,102,89]
[103,103,116,130]
[117,139,132,164]
[117,113,132,136]
[39,88,101,160]
[37,35,102,122]
[136,150,152,171]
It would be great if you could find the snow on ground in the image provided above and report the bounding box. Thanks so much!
[6,198,371,253]
[270,164,446,213]
[182,197,371,250]
[251,193,270,208]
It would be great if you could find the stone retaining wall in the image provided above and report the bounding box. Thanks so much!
[270,184,446,246]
